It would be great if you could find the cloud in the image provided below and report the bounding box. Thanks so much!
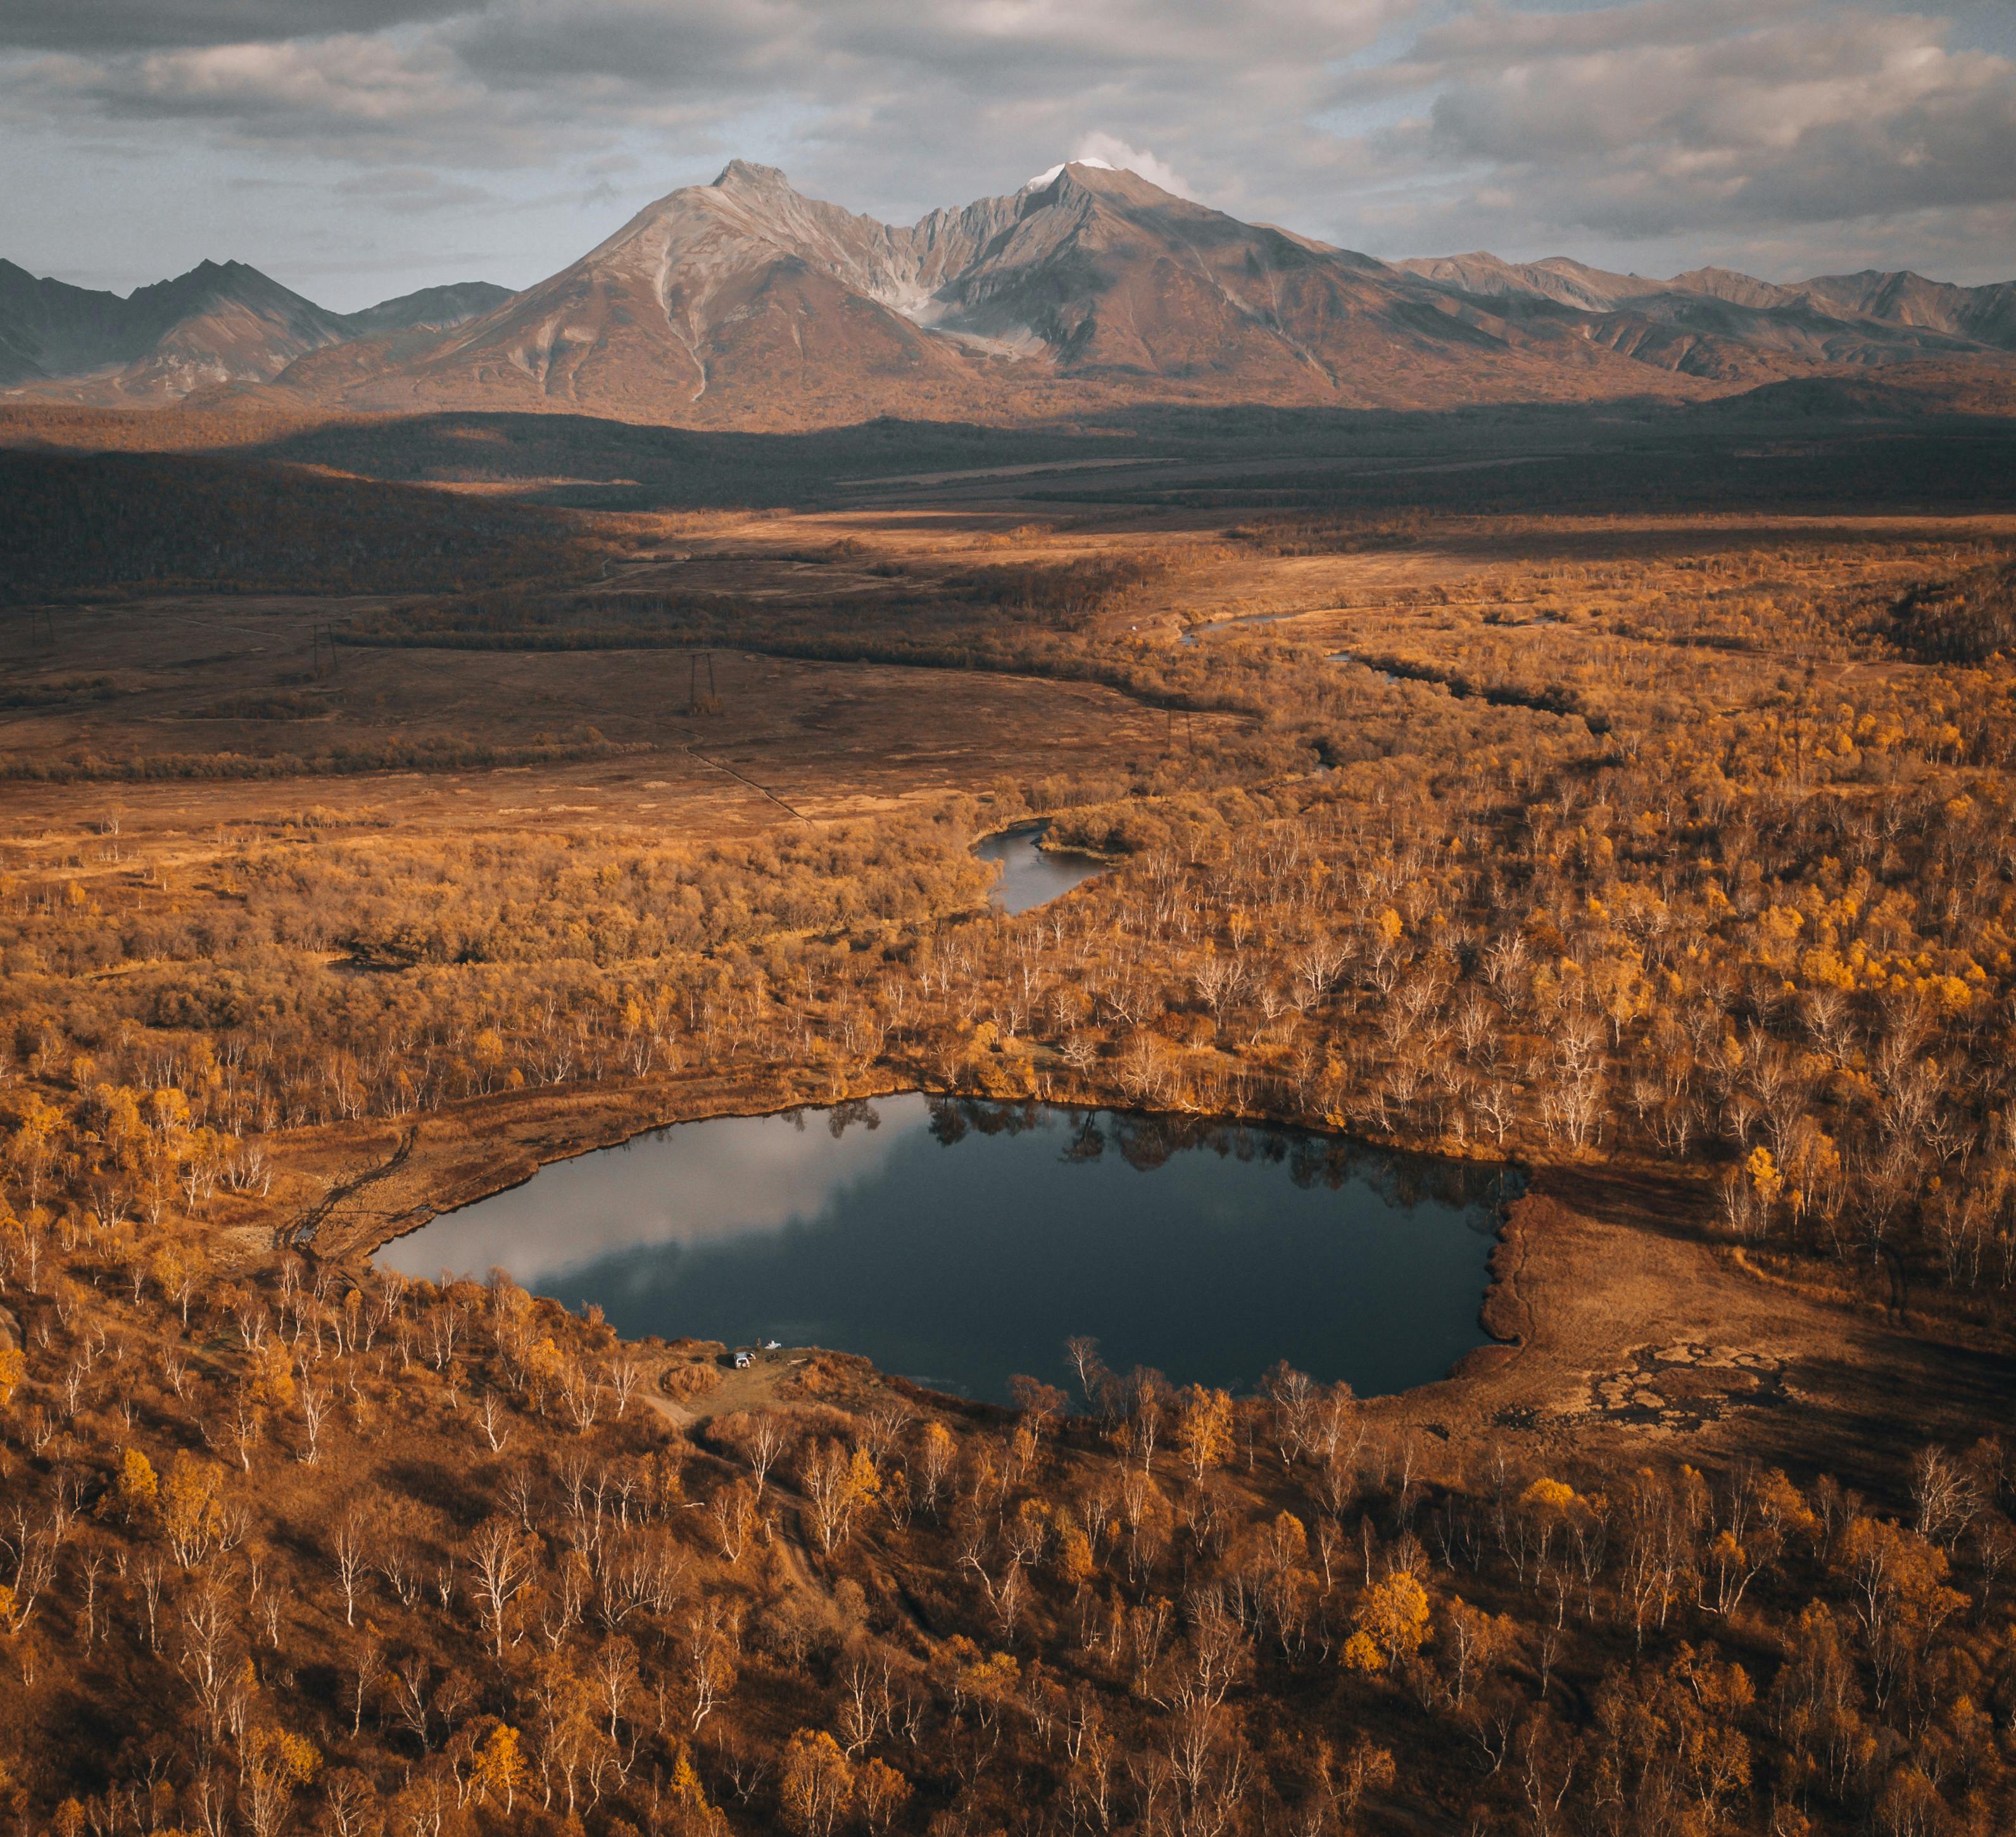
[335,165,496,212]
[1342,1,2016,268]
[0,0,472,55]
[379,1105,920,1286]
[1073,132,1190,197]
[0,0,2011,296]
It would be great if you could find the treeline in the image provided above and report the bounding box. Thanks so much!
[943,554,1177,630]
[0,451,595,603]
[340,579,1587,755]
[0,732,650,784]
[0,399,336,455]
[1225,511,1428,556]
[1036,427,2016,519]
[0,675,125,711]
[1887,560,2016,665]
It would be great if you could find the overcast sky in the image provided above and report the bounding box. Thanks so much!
[3,0,2012,310]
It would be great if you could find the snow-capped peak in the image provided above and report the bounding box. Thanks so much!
[1023,156,1114,191]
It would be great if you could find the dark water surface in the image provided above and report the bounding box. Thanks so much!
[973,824,1108,914]
[381,1096,1516,1404]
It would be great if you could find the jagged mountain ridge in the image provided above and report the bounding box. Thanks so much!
[279,161,2016,425]
[274,160,1742,425]
[0,261,511,400]
[9,161,2013,423]
[1397,251,2016,381]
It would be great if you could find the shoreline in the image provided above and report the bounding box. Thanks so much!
[327,1079,1530,1408]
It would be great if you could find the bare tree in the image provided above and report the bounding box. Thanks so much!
[1912,1445,1981,1549]
[330,1507,370,1627]
[298,1371,332,1464]
[476,1389,512,1452]
[1065,1336,1104,1405]
[719,1410,791,1493]
[468,1515,536,1657]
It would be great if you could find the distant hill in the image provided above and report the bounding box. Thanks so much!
[0,261,510,402]
[0,448,588,601]
[1395,251,2016,384]
[336,281,515,340]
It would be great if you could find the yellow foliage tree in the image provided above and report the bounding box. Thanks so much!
[1174,1385,1234,1482]
[857,1757,910,1835]
[779,1728,854,1837]
[161,1453,227,1568]
[242,1728,319,1837]
[1052,1514,1096,1589]
[115,1448,158,1524]
[246,1342,295,1410]
[6,1094,64,1210]
[470,1724,526,1813]
[1342,1571,1432,1674]
[1520,1477,1579,1514]
[1747,1146,1783,1207]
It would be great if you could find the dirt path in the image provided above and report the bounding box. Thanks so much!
[280,1126,418,1250]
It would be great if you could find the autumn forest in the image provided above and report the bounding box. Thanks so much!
[2,393,2016,1837]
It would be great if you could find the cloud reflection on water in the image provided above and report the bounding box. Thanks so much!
[381,1101,919,1286]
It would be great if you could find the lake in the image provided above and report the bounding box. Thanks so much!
[380,1096,1516,1405]
[973,823,1107,914]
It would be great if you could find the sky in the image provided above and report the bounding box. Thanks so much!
[2,0,2013,311]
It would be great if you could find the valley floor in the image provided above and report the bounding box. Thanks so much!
[4,411,2015,1834]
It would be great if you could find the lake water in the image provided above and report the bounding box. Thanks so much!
[380,1096,1516,1404]
[973,823,1108,914]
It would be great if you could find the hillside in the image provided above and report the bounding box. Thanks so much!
[0,262,510,402]
[0,449,591,601]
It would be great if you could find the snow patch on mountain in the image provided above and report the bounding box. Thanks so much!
[1023,157,1114,190]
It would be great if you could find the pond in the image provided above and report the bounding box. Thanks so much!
[973,822,1108,914]
[380,1096,1518,1405]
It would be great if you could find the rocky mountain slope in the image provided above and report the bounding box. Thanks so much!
[0,261,509,401]
[267,161,1734,425]
[9,162,2012,425]
[1397,252,2016,382]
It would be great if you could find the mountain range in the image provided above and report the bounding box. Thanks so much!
[0,260,509,401]
[7,160,2013,426]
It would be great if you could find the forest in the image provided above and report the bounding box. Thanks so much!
[0,452,592,603]
[1,409,2015,1837]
